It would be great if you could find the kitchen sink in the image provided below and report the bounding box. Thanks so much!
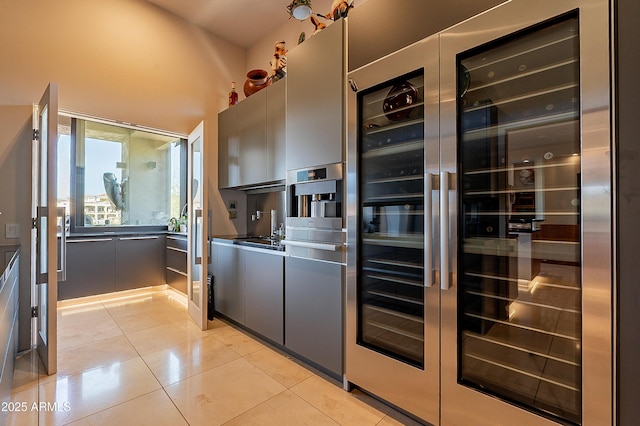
[233,236,285,251]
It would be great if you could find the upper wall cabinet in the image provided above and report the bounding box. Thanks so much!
[348,0,506,71]
[237,88,267,186]
[286,19,345,171]
[218,104,237,189]
[218,79,286,189]
[266,78,286,182]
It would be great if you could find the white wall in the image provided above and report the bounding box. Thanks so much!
[0,0,247,349]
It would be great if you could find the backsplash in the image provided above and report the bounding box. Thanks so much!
[245,190,286,236]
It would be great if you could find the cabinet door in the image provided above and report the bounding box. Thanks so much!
[266,79,286,182]
[244,250,284,344]
[166,236,187,294]
[237,88,267,185]
[212,243,244,324]
[60,238,116,300]
[285,256,343,376]
[347,0,505,72]
[286,19,345,170]
[115,236,164,291]
[218,106,238,188]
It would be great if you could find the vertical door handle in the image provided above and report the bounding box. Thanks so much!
[36,206,46,284]
[425,173,434,287]
[57,206,67,282]
[440,171,451,290]
[194,208,203,265]
[207,210,212,259]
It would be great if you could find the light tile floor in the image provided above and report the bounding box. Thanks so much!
[9,288,422,426]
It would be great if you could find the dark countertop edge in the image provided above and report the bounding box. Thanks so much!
[211,236,287,254]
[68,230,179,238]
[211,235,240,242]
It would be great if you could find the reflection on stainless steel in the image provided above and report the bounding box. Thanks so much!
[346,35,441,425]
[439,1,612,425]
[286,164,345,263]
[346,1,611,425]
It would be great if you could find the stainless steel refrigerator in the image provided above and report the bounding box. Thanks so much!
[345,0,612,425]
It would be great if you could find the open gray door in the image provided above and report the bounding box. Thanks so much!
[32,83,62,375]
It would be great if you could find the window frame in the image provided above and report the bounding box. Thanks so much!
[60,112,188,234]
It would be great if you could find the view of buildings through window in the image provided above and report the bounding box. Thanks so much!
[57,116,184,229]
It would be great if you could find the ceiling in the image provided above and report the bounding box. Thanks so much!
[145,0,336,49]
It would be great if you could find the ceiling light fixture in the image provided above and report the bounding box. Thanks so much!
[286,0,313,20]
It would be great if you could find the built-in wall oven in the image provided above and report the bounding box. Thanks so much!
[345,0,612,425]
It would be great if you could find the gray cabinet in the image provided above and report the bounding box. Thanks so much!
[285,256,343,377]
[60,237,116,300]
[266,79,286,182]
[347,0,505,72]
[218,80,286,188]
[286,19,345,170]
[212,242,244,323]
[166,235,187,294]
[218,106,238,189]
[211,242,285,344]
[237,88,267,186]
[244,250,284,344]
[60,234,165,300]
[115,235,164,291]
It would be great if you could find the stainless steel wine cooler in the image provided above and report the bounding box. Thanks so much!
[345,1,612,425]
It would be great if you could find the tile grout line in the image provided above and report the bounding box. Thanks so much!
[49,289,398,426]
[102,296,189,425]
[102,297,193,426]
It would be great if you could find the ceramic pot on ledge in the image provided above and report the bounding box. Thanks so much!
[244,69,272,97]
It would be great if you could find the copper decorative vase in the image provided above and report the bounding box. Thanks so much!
[244,69,272,97]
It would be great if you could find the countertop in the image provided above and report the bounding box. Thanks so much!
[211,235,286,253]
[68,230,174,238]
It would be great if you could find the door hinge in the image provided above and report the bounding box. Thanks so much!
[32,218,37,229]
[33,129,39,141]
[31,306,38,318]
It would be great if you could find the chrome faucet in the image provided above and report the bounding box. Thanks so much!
[255,209,278,238]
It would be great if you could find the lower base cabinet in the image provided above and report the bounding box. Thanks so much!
[211,243,244,324]
[285,256,343,377]
[61,238,116,299]
[115,236,165,291]
[244,250,284,345]
[60,234,165,300]
[166,235,188,294]
[211,242,284,345]
[211,242,342,377]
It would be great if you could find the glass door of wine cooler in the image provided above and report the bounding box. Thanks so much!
[358,69,426,367]
[346,35,441,425]
[440,1,612,425]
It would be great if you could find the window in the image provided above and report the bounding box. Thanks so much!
[58,116,186,230]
